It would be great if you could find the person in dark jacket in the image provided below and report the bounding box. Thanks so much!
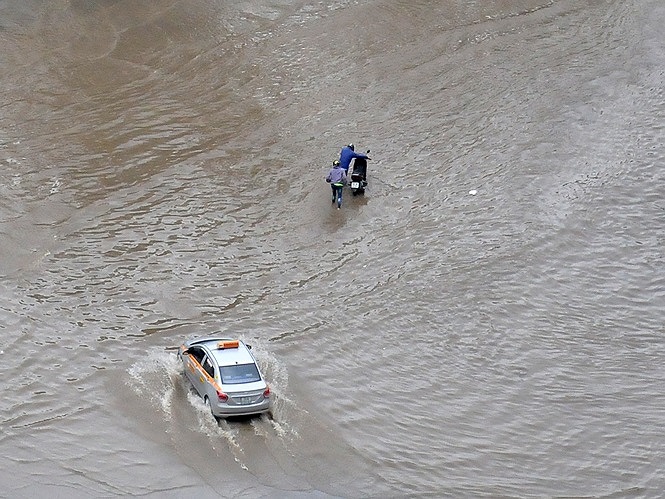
[338,143,370,173]
[326,160,347,209]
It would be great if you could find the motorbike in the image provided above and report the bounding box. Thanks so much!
[350,149,370,196]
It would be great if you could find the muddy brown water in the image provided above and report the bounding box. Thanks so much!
[1,0,664,497]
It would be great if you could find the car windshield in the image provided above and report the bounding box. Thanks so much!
[219,363,261,384]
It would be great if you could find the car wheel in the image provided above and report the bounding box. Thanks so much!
[204,396,219,422]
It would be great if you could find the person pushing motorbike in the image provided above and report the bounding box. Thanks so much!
[338,143,370,173]
[326,160,347,209]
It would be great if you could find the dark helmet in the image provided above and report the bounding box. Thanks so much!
[333,160,340,166]
[348,143,354,151]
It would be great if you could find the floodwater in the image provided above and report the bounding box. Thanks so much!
[1,0,664,497]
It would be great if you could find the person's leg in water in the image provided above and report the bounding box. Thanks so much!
[335,184,343,209]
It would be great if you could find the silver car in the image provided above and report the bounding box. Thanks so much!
[177,336,271,419]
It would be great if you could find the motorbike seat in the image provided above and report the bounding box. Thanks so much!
[351,161,367,181]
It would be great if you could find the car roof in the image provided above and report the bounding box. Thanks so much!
[186,337,255,367]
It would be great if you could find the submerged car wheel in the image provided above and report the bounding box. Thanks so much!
[204,396,219,422]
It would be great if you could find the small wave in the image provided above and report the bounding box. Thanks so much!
[127,348,182,420]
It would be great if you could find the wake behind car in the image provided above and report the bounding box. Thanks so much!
[177,336,271,419]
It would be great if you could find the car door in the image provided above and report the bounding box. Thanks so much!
[199,353,216,401]
[184,346,207,396]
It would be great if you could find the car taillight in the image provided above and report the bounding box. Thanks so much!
[263,387,271,398]
[217,390,228,402]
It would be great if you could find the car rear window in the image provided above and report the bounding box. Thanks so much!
[219,363,261,384]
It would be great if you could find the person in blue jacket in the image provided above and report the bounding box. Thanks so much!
[338,143,370,173]
[326,160,347,209]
